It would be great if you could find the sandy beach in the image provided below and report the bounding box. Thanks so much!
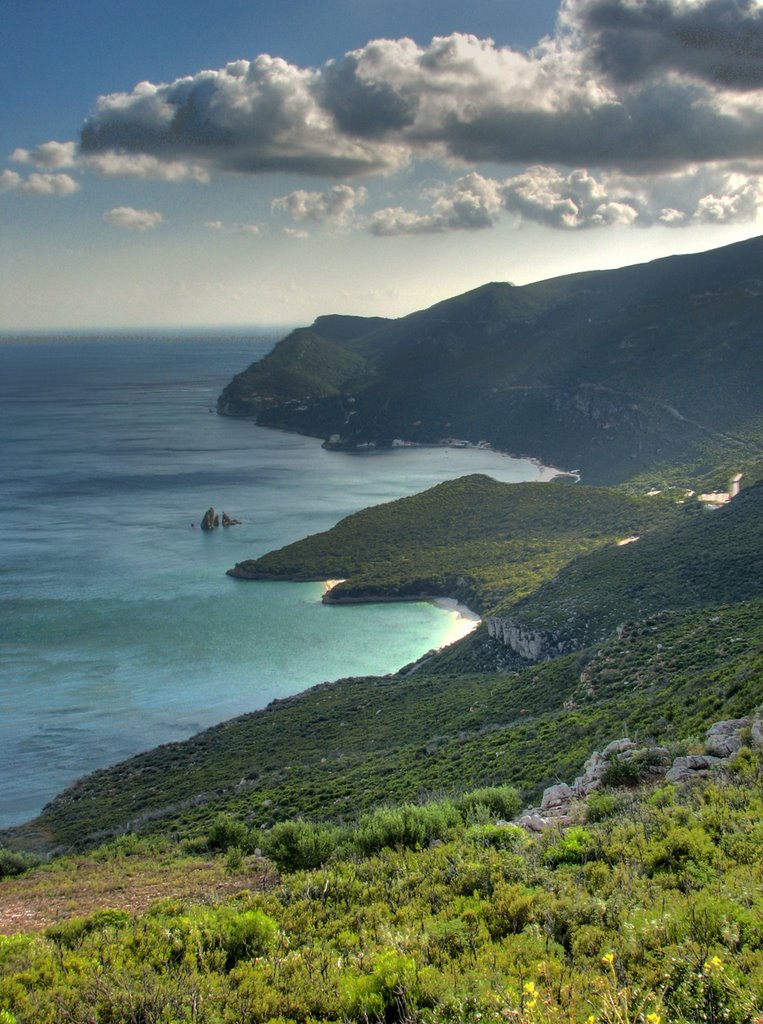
[431,597,482,648]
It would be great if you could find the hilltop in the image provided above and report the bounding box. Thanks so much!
[218,234,763,486]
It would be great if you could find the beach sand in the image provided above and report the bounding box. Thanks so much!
[431,597,481,649]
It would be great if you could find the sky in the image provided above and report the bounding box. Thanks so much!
[3,0,763,330]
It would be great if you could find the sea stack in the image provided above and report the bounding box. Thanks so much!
[200,507,220,530]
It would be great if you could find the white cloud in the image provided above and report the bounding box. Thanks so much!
[205,219,261,235]
[284,227,310,239]
[11,140,78,169]
[0,170,22,192]
[21,172,80,196]
[371,173,502,235]
[103,206,163,231]
[370,163,763,234]
[272,184,367,225]
[85,150,210,182]
[695,173,763,223]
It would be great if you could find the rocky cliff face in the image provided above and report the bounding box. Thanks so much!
[487,617,578,661]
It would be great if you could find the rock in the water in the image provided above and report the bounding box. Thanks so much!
[222,512,241,527]
[201,507,219,531]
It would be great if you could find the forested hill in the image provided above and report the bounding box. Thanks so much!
[218,234,763,485]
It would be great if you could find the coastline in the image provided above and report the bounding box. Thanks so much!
[430,596,482,648]
[323,581,481,650]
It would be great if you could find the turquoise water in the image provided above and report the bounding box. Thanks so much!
[0,333,541,828]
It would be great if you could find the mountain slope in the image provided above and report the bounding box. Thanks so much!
[219,235,763,484]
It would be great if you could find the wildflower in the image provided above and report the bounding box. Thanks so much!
[601,952,615,966]
[523,982,537,997]
[646,1014,661,1024]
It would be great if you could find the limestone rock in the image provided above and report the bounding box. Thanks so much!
[602,738,637,758]
[200,507,219,531]
[705,718,752,758]
[487,617,578,661]
[541,782,575,810]
[665,754,722,783]
[222,512,241,527]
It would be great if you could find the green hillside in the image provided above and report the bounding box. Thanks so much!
[218,235,763,485]
[228,474,680,612]
[6,477,761,855]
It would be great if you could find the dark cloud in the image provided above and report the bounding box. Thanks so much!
[321,50,419,136]
[567,0,763,90]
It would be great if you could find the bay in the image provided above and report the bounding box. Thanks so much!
[0,332,542,828]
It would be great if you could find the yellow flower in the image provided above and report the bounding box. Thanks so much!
[601,952,615,966]
[586,1016,597,1024]
[523,982,537,997]
[646,1014,661,1024]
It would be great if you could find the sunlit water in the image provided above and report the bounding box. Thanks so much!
[0,332,542,827]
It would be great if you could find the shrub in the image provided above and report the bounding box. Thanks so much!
[601,754,643,787]
[355,800,460,855]
[544,826,595,866]
[263,819,343,872]
[0,849,39,880]
[585,791,620,822]
[456,785,521,822]
[207,813,249,853]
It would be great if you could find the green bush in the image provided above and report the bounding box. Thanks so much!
[263,819,344,872]
[207,813,249,853]
[585,791,621,822]
[456,785,521,822]
[544,826,595,866]
[601,754,643,787]
[0,849,39,880]
[355,800,460,855]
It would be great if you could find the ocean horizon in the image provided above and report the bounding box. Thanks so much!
[0,332,544,829]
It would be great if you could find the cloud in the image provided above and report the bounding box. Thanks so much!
[500,166,639,228]
[103,206,163,231]
[23,172,80,196]
[370,163,763,233]
[205,219,261,235]
[80,57,406,177]
[0,170,22,193]
[2,172,81,196]
[68,9,763,182]
[272,184,367,225]
[371,173,502,235]
[564,0,763,91]
[284,227,310,239]
[85,150,210,182]
[11,140,78,169]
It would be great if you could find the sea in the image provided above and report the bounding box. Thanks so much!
[0,331,543,829]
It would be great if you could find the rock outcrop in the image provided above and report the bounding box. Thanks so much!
[222,513,241,527]
[201,507,220,531]
[487,618,578,661]
[513,713,763,832]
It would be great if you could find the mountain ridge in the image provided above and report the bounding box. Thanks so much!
[218,234,763,485]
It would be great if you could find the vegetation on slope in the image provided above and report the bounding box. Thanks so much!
[2,755,763,1022]
[218,235,763,486]
[228,474,680,612]
[498,478,763,646]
